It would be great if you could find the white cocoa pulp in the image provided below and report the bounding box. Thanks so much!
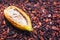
[7,9,27,25]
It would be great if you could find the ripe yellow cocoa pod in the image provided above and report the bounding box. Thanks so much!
[4,6,33,32]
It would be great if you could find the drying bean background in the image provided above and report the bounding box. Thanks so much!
[0,0,60,40]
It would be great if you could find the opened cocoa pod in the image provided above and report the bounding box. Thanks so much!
[4,6,33,32]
